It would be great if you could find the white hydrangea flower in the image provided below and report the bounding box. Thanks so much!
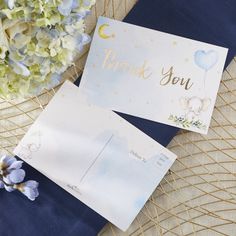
[0,0,96,98]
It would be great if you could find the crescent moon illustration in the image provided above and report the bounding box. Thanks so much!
[98,24,115,39]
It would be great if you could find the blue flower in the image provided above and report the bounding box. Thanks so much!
[4,169,25,185]
[0,155,39,200]
[0,155,25,187]
[48,73,62,88]
[18,180,39,201]
[0,178,14,192]
[58,0,78,16]
[74,33,91,51]
[0,155,23,175]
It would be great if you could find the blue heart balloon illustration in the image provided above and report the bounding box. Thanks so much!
[194,50,218,71]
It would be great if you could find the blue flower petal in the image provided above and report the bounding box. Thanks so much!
[74,33,90,51]
[4,185,14,192]
[72,0,79,8]
[21,180,39,201]
[7,160,23,170]
[3,176,11,185]
[47,73,62,89]
[0,181,4,188]
[24,180,39,188]
[58,0,74,16]
[8,169,25,183]
[1,155,39,200]
[23,188,38,201]
[83,0,92,7]
[1,155,16,167]
[81,33,91,45]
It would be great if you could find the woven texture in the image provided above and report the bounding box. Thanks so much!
[99,61,236,235]
[1,1,236,235]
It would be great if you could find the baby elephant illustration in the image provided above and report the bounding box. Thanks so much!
[180,96,211,120]
[18,131,41,159]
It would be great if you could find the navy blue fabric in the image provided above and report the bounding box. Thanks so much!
[1,1,236,236]
[0,163,106,236]
[125,0,236,67]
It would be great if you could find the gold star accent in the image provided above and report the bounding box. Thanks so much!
[173,41,177,46]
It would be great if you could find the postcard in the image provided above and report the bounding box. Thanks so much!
[14,81,177,231]
[79,16,228,134]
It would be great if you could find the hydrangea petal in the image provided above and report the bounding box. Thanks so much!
[9,60,30,76]
[58,0,74,16]
[5,0,15,10]
[47,73,62,88]
[72,0,79,8]
[0,0,95,98]
[6,22,28,40]
[81,33,91,44]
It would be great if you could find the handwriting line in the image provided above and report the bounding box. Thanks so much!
[80,134,114,183]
